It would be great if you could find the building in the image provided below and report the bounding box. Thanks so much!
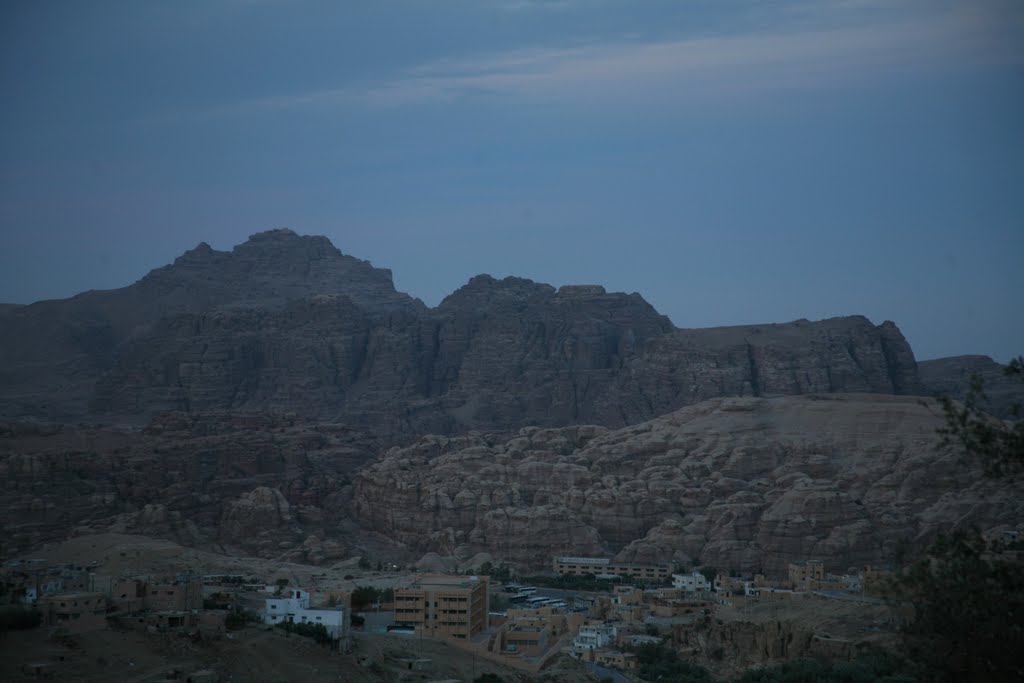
[108,574,203,613]
[37,592,107,633]
[672,571,711,593]
[499,622,552,656]
[262,588,347,639]
[393,574,489,640]
[552,557,671,582]
[788,560,825,588]
[573,623,617,652]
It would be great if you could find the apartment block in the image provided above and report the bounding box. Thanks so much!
[393,574,489,639]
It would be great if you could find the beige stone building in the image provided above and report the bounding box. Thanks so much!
[38,592,106,633]
[788,560,825,588]
[393,574,489,639]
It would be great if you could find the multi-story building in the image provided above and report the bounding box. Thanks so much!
[672,571,711,593]
[788,560,825,588]
[393,574,489,640]
[552,557,671,582]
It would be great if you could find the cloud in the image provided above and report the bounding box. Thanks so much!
[205,1,1024,116]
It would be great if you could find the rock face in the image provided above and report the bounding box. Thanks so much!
[350,394,1022,574]
[0,413,379,562]
[1,230,929,439]
[0,229,422,421]
[918,355,1023,419]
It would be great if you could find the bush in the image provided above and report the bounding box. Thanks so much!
[730,651,918,683]
[630,642,713,683]
[473,674,504,683]
[0,605,42,631]
[225,611,248,631]
[276,620,333,646]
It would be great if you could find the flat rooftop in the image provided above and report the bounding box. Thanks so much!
[404,574,485,590]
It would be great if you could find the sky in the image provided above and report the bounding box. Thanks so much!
[1,0,1022,362]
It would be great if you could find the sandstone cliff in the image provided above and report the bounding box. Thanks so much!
[1,231,930,440]
[350,394,1022,574]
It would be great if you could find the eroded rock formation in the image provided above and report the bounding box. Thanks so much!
[351,394,1022,573]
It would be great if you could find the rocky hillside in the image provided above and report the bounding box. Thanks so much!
[0,413,382,563]
[1,230,939,439]
[351,393,1021,574]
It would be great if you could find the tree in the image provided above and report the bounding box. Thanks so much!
[936,356,1024,477]
[892,529,1023,681]
[892,356,1024,681]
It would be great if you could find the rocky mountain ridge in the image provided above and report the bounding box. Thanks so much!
[7,228,1006,438]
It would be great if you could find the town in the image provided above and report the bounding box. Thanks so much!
[1,545,902,682]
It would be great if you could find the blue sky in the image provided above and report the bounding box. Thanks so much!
[1,0,1022,361]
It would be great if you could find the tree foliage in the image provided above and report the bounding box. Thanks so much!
[351,585,393,610]
[937,356,1024,477]
[731,651,916,683]
[893,356,1024,681]
[890,529,1024,681]
[630,641,713,683]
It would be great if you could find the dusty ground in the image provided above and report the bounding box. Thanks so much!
[16,533,423,594]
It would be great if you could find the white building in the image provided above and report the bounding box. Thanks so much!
[672,571,711,593]
[573,624,617,651]
[263,589,347,639]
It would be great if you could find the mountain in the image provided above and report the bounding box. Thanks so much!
[1,230,939,438]
[918,355,1022,419]
[0,229,421,422]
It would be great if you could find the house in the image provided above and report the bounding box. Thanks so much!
[573,623,617,652]
[37,592,106,633]
[263,588,347,639]
[672,571,711,593]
